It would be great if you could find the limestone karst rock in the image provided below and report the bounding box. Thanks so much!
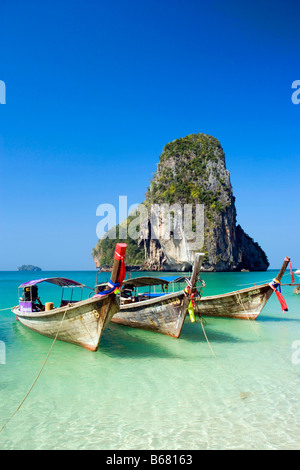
[92,133,269,272]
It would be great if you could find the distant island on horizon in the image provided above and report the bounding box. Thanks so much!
[17,265,42,272]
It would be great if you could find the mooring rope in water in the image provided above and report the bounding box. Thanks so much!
[0,309,68,434]
[229,294,300,380]
[198,318,250,400]
[235,293,261,338]
[0,306,15,312]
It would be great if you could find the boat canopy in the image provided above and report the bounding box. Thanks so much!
[121,275,193,289]
[19,277,85,288]
[159,276,190,283]
[122,277,170,288]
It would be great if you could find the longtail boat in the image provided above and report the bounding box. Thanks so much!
[108,253,205,337]
[194,256,292,320]
[12,243,127,351]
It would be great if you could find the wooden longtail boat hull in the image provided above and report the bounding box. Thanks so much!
[12,243,127,351]
[111,290,189,337]
[13,293,119,351]
[194,256,291,320]
[194,283,273,320]
[111,253,204,337]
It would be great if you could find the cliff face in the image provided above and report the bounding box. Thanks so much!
[92,133,269,272]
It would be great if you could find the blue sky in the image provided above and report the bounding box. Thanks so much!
[0,0,299,270]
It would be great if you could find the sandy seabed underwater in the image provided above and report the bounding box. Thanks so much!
[0,269,300,450]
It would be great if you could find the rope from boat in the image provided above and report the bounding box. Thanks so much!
[0,306,15,312]
[235,294,300,378]
[237,272,291,287]
[235,293,261,337]
[199,319,250,400]
[0,309,68,434]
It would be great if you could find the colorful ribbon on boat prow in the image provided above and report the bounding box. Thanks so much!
[94,280,121,297]
[185,285,196,323]
[269,279,288,313]
[93,243,127,298]
[285,256,295,284]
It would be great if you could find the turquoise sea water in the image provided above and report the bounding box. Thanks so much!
[0,269,300,450]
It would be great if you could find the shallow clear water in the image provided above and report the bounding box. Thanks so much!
[0,270,300,450]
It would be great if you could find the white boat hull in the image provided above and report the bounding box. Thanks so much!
[13,294,119,351]
[112,290,189,337]
[194,284,273,320]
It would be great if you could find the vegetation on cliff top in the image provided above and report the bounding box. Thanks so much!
[92,230,145,268]
[146,133,230,212]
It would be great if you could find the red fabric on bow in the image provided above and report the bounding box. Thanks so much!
[185,285,196,307]
[114,243,127,288]
[269,281,288,313]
